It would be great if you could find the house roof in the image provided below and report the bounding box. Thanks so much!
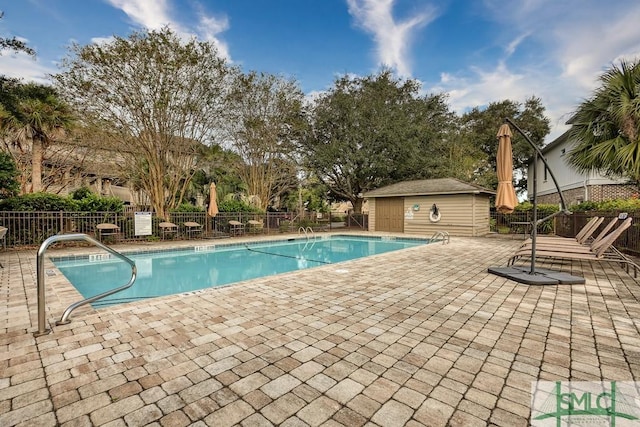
[539,129,571,155]
[363,178,495,198]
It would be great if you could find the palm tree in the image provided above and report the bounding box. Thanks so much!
[567,60,640,184]
[0,82,74,193]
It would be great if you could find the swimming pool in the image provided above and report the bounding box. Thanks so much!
[52,235,429,307]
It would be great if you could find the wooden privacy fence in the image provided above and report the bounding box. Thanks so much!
[491,210,640,256]
[554,211,640,256]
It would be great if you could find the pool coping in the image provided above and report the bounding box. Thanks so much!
[48,233,432,262]
[41,231,437,322]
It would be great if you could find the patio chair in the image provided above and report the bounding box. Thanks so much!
[247,220,264,234]
[229,220,245,236]
[96,223,121,243]
[508,218,637,276]
[159,222,178,240]
[184,221,203,239]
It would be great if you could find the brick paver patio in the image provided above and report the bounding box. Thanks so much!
[1,234,639,426]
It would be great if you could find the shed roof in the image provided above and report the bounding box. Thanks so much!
[363,178,495,198]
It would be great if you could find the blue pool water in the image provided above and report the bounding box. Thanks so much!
[52,235,429,307]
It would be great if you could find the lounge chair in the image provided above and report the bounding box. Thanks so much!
[508,217,638,276]
[512,217,631,257]
[519,217,617,252]
[159,222,178,240]
[184,221,203,239]
[0,226,7,268]
[532,216,603,246]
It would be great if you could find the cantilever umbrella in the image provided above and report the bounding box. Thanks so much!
[488,119,584,285]
[207,182,219,235]
[495,123,518,214]
[207,182,219,217]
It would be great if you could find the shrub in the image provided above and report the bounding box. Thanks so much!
[0,190,124,212]
[0,192,76,211]
[0,152,19,199]
[571,198,640,213]
[69,186,93,200]
[171,203,205,213]
[73,193,123,212]
[514,201,559,216]
[218,199,262,213]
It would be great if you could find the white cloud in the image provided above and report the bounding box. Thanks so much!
[90,36,116,45]
[0,50,55,85]
[553,6,640,89]
[105,0,175,30]
[195,8,231,60]
[432,0,640,143]
[505,33,529,58]
[432,62,527,111]
[346,0,437,77]
[105,0,231,59]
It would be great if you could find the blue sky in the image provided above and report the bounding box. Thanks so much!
[2,0,640,143]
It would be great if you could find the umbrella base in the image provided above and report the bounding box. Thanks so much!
[488,266,585,285]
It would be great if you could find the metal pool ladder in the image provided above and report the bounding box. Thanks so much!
[298,226,315,239]
[34,233,137,337]
[430,231,450,244]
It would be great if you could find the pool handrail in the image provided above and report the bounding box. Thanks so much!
[35,233,137,337]
[430,231,450,244]
[298,226,315,239]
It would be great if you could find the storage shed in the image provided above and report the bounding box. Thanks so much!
[364,178,495,237]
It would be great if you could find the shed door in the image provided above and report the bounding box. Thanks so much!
[375,197,404,232]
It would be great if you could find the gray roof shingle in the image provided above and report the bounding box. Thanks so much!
[363,178,495,198]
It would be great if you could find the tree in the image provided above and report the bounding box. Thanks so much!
[53,27,232,219]
[460,97,550,192]
[0,78,74,193]
[567,60,640,184]
[0,151,19,198]
[301,70,455,213]
[224,71,306,210]
[0,12,35,56]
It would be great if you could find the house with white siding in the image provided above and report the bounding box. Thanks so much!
[528,131,636,206]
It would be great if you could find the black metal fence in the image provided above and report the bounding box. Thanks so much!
[0,210,369,247]
[490,211,556,235]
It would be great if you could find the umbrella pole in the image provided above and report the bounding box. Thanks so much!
[530,151,538,275]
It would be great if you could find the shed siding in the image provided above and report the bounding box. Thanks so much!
[366,193,491,236]
[402,194,490,237]
[368,198,376,231]
[403,195,468,236]
[473,195,491,236]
